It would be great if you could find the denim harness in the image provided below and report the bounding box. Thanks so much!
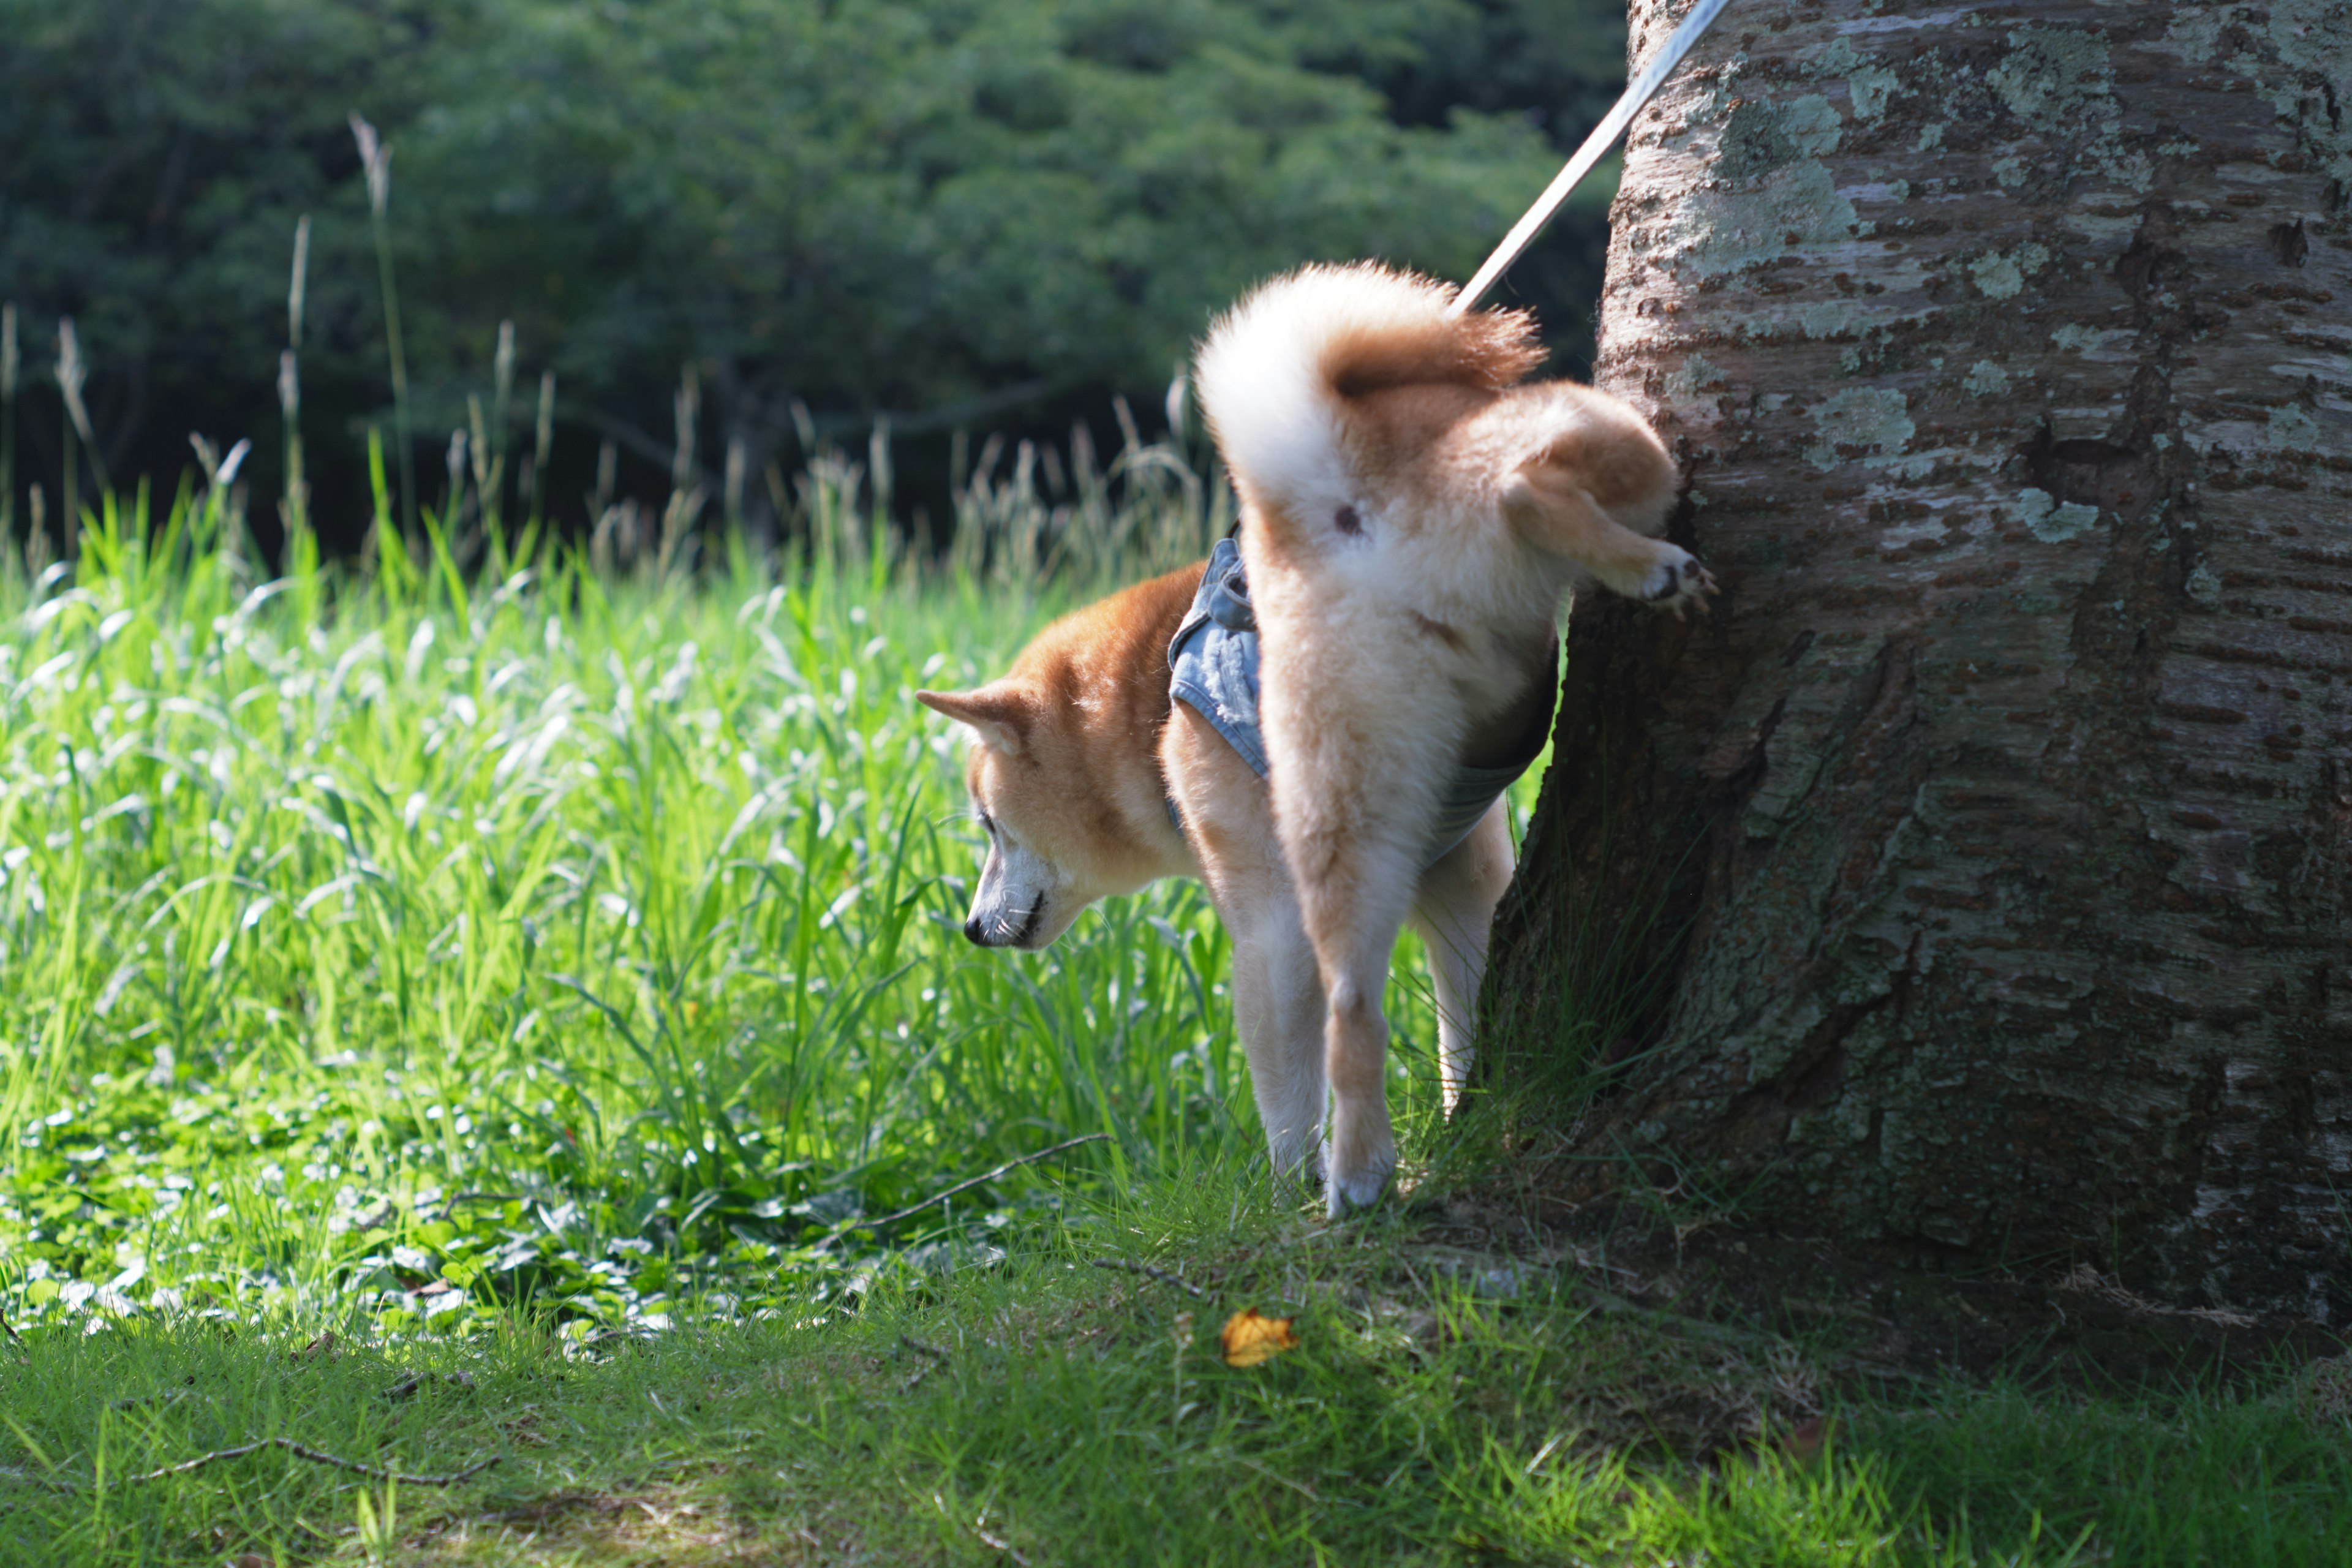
[1166,537,1551,867]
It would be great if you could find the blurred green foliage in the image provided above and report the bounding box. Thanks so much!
[0,0,1624,545]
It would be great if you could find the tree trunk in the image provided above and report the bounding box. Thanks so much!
[1485,0,2351,1319]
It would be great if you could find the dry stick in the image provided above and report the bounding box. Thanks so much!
[815,1133,1110,1249]
[121,1436,500,1488]
[973,1525,1032,1566]
[897,1333,949,1362]
[1090,1259,1206,1300]
[379,1369,472,1401]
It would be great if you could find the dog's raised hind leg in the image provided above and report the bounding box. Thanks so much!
[1501,433,1714,617]
[1412,802,1517,1114]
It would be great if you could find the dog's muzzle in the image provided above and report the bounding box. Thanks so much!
[963,902,1044,949]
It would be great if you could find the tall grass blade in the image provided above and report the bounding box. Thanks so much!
[351,111,418,548]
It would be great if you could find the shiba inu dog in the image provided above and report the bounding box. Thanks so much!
[919,262,1712,1215]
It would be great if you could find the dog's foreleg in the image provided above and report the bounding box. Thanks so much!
[1411,802,1517,1114]
[1169,710,1332,1186]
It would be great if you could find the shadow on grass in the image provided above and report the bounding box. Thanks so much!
[4,1155,2348,1567]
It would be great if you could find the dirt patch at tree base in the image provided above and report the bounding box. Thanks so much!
[1419,1180,2349,1395]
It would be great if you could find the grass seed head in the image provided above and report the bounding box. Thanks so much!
[289,214,311,349]
[55,317,93,444]
[495,320,516,406]
[349,112,391,216]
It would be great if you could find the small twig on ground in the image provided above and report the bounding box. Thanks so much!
[120,1437,500,1488]
[897,1333,950,1361]
[1091,1259,1206,1299]
[383,1368,477,1401]
[973,1523,1032,1566]
[815,1133,1110,1248]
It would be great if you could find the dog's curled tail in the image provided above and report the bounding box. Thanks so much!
[1194,263,1540,522]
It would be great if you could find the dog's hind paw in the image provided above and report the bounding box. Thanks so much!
[1642,546,1719,620]
[1322,1144,1396,1218]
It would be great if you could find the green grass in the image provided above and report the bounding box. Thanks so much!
[0,454,1348,1340]
[8,1180,2349,1565]
[4,472,2348,1565]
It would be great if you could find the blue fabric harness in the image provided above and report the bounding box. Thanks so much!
[1166,537,1551,867]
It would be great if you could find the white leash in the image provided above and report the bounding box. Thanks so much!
[1449,0,1739,317]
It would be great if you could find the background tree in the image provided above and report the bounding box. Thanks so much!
[1485,0,2351,1319]
[0,0,1628,551]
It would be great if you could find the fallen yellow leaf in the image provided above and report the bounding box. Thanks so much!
[1219,1308,1299,1368]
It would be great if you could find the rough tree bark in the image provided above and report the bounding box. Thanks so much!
[1485,0,2351,1319]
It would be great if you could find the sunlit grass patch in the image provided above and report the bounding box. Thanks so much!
[0,470,1486,1346]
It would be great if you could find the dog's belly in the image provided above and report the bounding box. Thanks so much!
[1457,639,1556,770]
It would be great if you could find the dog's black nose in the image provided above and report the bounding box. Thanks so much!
[962,916,985,946]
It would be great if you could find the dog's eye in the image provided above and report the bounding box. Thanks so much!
[1334,505,1363,536]
[978,810,996,837]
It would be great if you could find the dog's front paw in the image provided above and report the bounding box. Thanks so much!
[1640,546,1719,620]
[1267,1121,1325,1190]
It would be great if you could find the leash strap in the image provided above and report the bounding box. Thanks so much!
[1449,0,1739,317]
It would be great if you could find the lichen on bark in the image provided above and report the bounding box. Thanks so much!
[1485,0,2352,1320]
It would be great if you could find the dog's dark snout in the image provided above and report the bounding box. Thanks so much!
[962,915,985,946]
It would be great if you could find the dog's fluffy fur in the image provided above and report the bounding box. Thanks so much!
[921,263,1709,1215]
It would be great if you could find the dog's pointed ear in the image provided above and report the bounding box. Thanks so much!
[916,685,1032,756]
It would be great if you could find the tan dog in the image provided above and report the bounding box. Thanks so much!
[920,263,1709,1215]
